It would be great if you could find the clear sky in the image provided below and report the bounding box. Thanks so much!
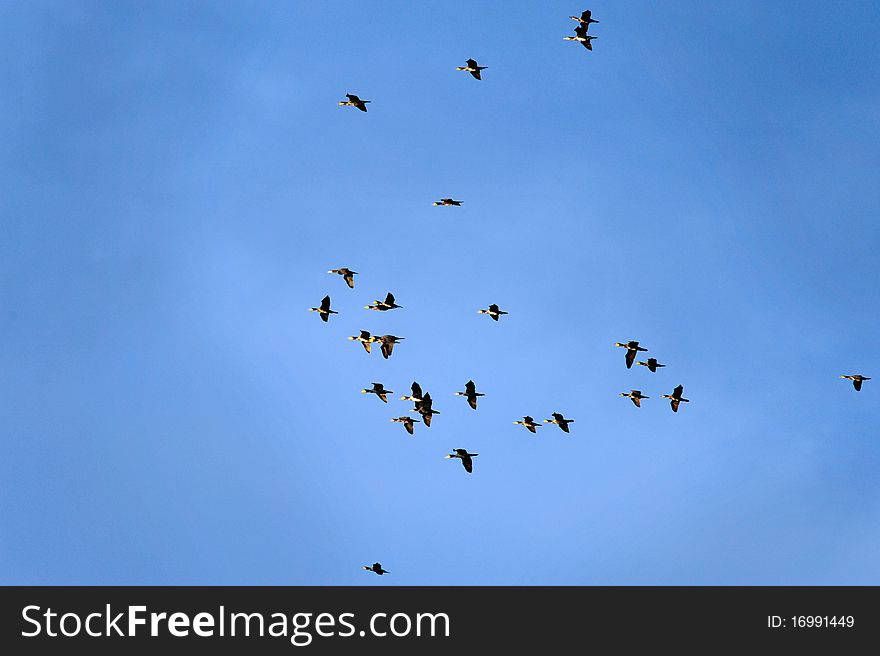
[2,1,878,585]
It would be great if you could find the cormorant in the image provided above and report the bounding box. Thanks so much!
[309,295,337,322]
[339,93,370,112]
[348,330,378,353]
[445,448,479,473]
[661,385,690,412]
[400,381,424,403]
[433,198,463,206]
[377,334,404,359]
[455,380,484,410]
[636,357,666,373]
[544,412,574,433]
[478,304,508,321]
[620,389,649,407]
[365,292,402,311]
[841,374,871,392]
[513,415,542,433]
[362,562,388,575]
[570,10,599,27]
[328,267,358,288]
[456,58,487,80]
[362,382,393,403]
[564,25,597,50]
[391,416,419,435]
[615,340,648,368]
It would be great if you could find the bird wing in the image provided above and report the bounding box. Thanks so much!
[344,273,355,288]
[385,292,395,305]
[671,399,680,412]
[489,304,499,313]
[471,70,481,80]
[854,379,862,391]
[361,341,371,353]
[462,455,473,473]
[673,385,684,399]
[466,58,478,67]
[465,380,476,394]
[423,413,432,427]
[381,342,391,359]
[527,425,536,433]
[378,393,388,403]
[412,381,423,398]
[625,349,636,368]
[583,39,592,50]
[468,396,477,410]
[320,295,331,311]
[632,396,641,407]
[405,420,414,435]
[560,422,570,433]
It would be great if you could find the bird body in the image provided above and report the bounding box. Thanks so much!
[309,295,337,322]
[348,330,378,353]
[841,374,871,391]
[455,379,484,410]
[661,385,690,412]
[391,416,419,435]
[615,340,648,368]
[363,562,388,575]
[377,335,404,359]
[445,448,479,473]
[456,58,487,80]
[328,267,358,288]
[339,93,370,111]
[544,412,574,433]
[433,198,463,206]
[478,303,508,321]
[362,382,393,403]
[513,415,541,433]
[366,292,402,311]
[637,357,666,373]
[620,390,649,407]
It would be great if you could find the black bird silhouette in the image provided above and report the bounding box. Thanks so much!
[362,562,388,575]
[544,412,575,433]
[362,382,393,403]
[840,374,871,392]
[570,10,599,27]
[513,415,541,433]
[309,295,337,322]
[456,58,487,80]
[620,389,649,407]
[662,385,690,412]
[339,93,370,112]
[433,198,463,206]
[455,380,484,410]
[615,340,648,369]
[637,357,666,373]
[348,330,378,353]
[564,25,597,50]
[412,392,439,427]
[478,303,508,321]
[445,448,479,473]
[377,334,404,359]
[400,381,424,403]
[328,267,358,288]
[391,416,419,435]
[366,292,402,311]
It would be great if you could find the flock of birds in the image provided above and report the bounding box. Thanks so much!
[318,9,872,577]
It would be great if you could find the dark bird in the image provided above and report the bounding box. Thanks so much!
[362,382,393,403]
[455,380,484,410]
[620,389,649,407]
[445,448,479,473]
[615,340,648,369]
[391,416,419,435]
[570,10,599,27]
[339,93,370,112]
[478,303,508,321]
[328,267,358,288]
[564,25,597,50]
[841,374,871,392]
[513,415,542,433]
[365,292,402,311]
[456,58,487,80]
[309,295,337,322]
[412,392,439,427]
[377,334,404,359]
[637,357,666,373]
[348,330,378,353]
[544,412,574,433]
[400,381,424,403]
[661,385,690,412]
[362,562,388,575]
[433,198,463,206]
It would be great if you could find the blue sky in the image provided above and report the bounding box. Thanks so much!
[1,1,878,585]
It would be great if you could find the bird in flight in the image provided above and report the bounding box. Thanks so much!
[544,412,575,433]
[456,58,487,80]
[636,357,666,373]
[339,93,370,112]
[478,304,508,321]
[661,385,690,412]
[564,25,597,50]
[455,380,484,410]
[362,382,393,403]
[412,392,439,427]
[309,295,337,322]
[620,389,649,407]
[328,267,358,288]
[365,292,402,311]
[433,198,463,206]
[513,416,542,433]
[840,374,871,391]
[348,330,378,353]
[400,381,425,403]
[615,340,648,369]
[570,10,599,27]
[445,448,479,473]
[362,562,389,575]
[391,416,420,435]
[377,334,404,359]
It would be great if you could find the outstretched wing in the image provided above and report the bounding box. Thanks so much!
[344,272,355,288]
[625,349,636,369]
[468,396,477,410]
[412,381,423,398]
[462,455,473,473]
[671,399,680,412]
